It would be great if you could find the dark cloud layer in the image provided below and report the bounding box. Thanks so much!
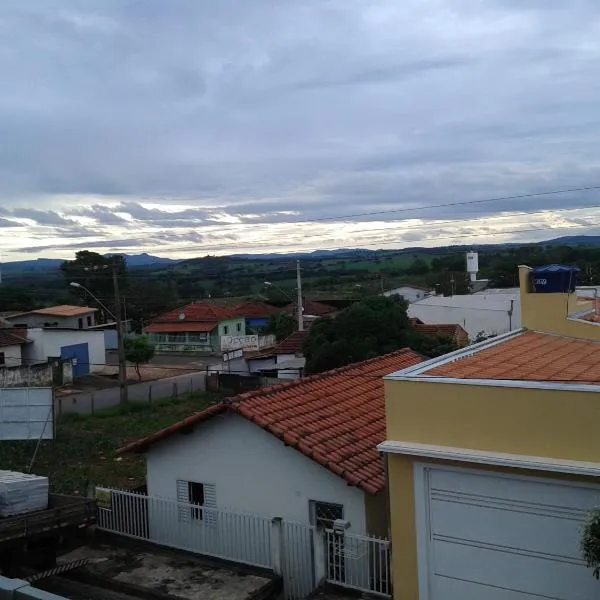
[1,1,600,258]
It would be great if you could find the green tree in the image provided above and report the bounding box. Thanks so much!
[265,312,296,341]
[304,296,413,373]
[124,336,156,382]
[61,251,127,318]
[406,258,429,276]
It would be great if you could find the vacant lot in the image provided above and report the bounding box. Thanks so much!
[0,392,222,494]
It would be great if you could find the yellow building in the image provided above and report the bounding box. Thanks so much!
[380,265,600,599]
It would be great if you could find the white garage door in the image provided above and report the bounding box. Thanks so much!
[415,465,600,600]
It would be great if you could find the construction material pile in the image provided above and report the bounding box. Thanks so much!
[0,471,48,517]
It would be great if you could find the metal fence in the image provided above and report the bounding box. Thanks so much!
[56,371,206,416]
[95,487,391,599]
[325,529,391,597]
[96,487,273,570]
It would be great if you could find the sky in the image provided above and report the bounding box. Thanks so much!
[2,1,600,261]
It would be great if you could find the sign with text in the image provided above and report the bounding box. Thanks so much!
[221,334,259,352]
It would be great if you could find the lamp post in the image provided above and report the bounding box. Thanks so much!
[70,267,128,404]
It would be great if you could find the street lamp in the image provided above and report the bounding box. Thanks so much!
[69,282,116,321]
[70,270,128,404]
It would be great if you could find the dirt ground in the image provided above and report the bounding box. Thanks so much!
[58,543,274,600]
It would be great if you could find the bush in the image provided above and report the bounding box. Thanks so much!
[582,508,600,579]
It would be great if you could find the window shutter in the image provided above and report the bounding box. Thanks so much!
[176,479,189,522]
[203,483,217,526]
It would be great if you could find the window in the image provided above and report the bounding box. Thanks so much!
[87,316,92,327]
[78,318,83,329]
[187,333,208,343]
[223,325,229,335]
[309,500,344,530]
[0,353,4,366]
[177,479,217,524]
[236,322,242,332]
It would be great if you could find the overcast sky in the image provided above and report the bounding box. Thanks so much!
[2,1,600,261]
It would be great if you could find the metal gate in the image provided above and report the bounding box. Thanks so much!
[282,521,315,599]
[60,343,90,378]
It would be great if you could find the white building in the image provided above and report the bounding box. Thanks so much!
[6,305,98,330]
[119,348,425,539]
[0,329,29,368]
[22,328,106,376]
[408,290,521,340]
[382,285,433,303]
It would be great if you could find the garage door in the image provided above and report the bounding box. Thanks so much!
[416,465,600,600]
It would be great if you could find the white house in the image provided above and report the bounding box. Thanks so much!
[119,348,425,538]
[408,289,522,339]
[0,329,29,368]
[382,285,432,303]
[21,328,106,377]
[6,305,98,330]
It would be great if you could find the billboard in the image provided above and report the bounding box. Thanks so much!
[0,388,54,441]
[221,334,260,352]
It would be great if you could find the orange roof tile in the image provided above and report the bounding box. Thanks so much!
[275,330,309,355]
[153,302,236,323]
[414,323,466,338]
[118,348,425,494]
[144,322,216,333]
[230,301,281,319]
[426,330,600,383]
[13,305,97,318]
[284,299,337,316]
[0,329,30,348]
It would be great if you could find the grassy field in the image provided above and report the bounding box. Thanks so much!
[0,392,223,495]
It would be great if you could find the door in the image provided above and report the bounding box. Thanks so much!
[415,464,600,600]
[60,343,90,378]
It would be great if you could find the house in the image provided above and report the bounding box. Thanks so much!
[283,299,338,329]
[409,318,469,348]
[118,348,425,539]
[215,330,309,380]
[6,305,98,330]
[0,328,30,368]
[408,289,521,339]
[144,302,246,353]
[230,300,281,331]
[383,285,433,303]
[21,327,106,377]
[379,264,600,599]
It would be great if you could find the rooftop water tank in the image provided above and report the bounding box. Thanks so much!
[532,264,579,293]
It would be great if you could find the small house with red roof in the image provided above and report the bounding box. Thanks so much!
[119,348,424,538]
[144,302,246,353]
[230,300,282,331]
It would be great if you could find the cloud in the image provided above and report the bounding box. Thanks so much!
[1,1,600,259]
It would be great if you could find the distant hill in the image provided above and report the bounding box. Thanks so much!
[2,252,177,273]
[3,234,600,274]
[541,235,600,246]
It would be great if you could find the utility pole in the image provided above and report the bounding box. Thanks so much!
[296,260,304,331]
[113,263,128,404]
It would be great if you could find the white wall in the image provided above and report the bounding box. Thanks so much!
[383,286,429,303]
[22,329,106,373]
[146,413,368,533]
[0,344,23,367]
[408,297,521,339]
[9,312,96,329]
[276,353,304,379]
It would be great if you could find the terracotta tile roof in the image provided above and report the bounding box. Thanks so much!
[230,301,281,319]
[426,330,600,383]
[12,305,97,318]
[275,330,309,355]
[153,302,236,323]
[414,322,469,345]
[0,329,30,348]
[144,322,216,333]
[118,348,425,494]
[284,299,337,316]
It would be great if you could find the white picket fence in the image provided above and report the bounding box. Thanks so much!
[95,487,391,598]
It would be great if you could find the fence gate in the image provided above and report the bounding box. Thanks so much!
[282,521,315,599]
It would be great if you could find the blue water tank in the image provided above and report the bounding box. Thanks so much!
[532,264,579,293]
